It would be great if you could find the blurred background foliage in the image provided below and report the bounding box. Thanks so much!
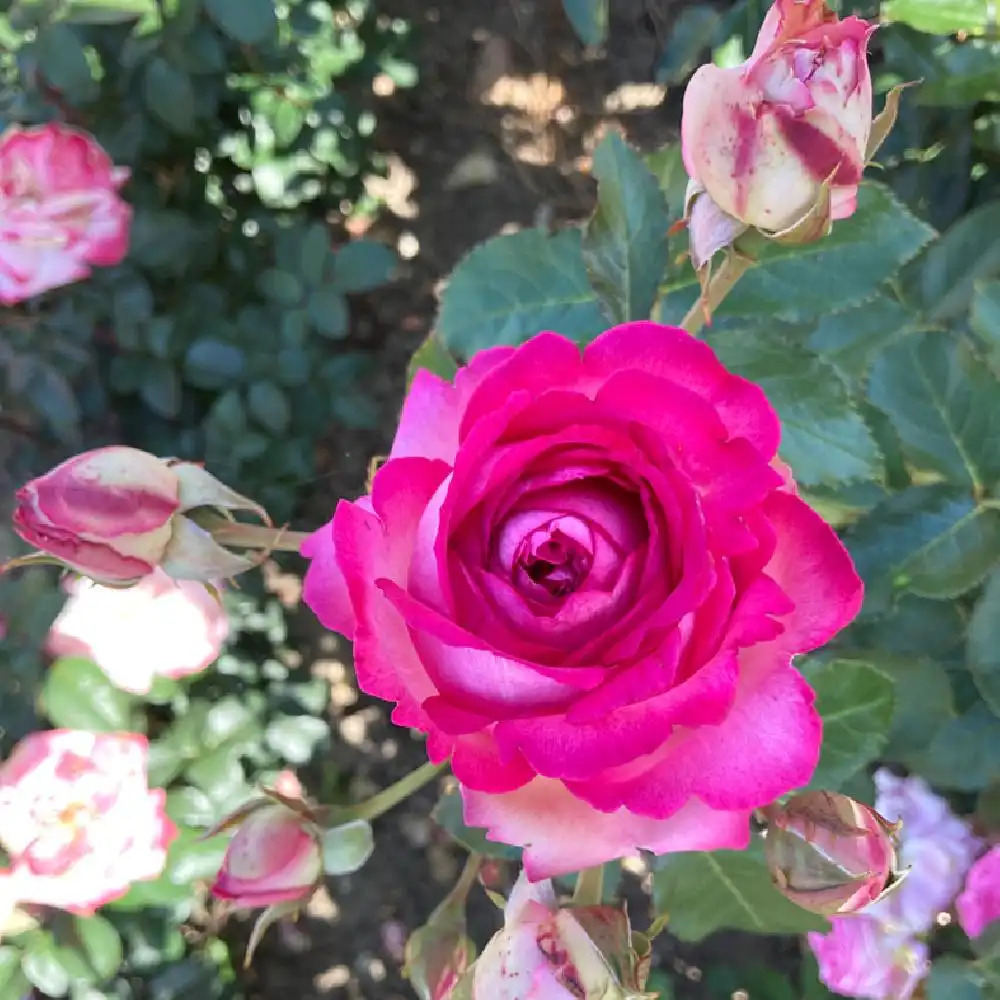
[1,0,1000,998]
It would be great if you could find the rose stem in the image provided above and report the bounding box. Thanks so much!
[680,253,754,336]
[572,865,605,906]
[336,760,449,823]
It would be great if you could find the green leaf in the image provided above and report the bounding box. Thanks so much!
[184,339,246,388]
[34,23,94,98]
[801,659,895,790]
[868,332,1000,492]
[22,936,72,998]
[42,658,133,732]
[163,827,227,885]
[307,288,350,339]
[651,845,828,941]
[265,715,329,764]
[643,144,687,223]
[332,240,397,294]
[63,0,156,24]
[657,184,935,325]
[582,132,670,325]
[882,0,992,35]
[807,295,915,385]
[73,916,122,983]
[846,486,1000,614]
[439,228,623,359]
[706,327,881,487]
[139,361,182,419]
[203,0,276,45]
[972,280,1000,373]
[321,820,374,875]
[905,201,1000,322]
[431,786,523,861]
[247,380,291,435]
[298,223,329,287]
[143,57,196,134]
[654,5,721,84]
[407,332,459,388]
[926,959,984,1000]
[911,702,1000,791]
[259,269,303,306]
[968,568,1000,716]
[561,0,608,45]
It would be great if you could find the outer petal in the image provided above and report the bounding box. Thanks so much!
[301,516,356,638]
[463,778,750,880]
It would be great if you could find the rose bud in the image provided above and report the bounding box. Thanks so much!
[7,446,271,587]
[680,0,901,268]
[459,871,654,1000]
[762,790,904,916]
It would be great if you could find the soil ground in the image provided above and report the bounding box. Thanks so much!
[241,3,804,998]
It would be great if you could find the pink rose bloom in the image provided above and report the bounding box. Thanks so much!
[808,916,929,1000]
[0,123,130,304]
[211,802,322,907]
[0,730,176,914]
[682,0,874,235]
[957,846,1000,940]
[302,323,862,878]
[868,769,980,934]
[46,568,229,694]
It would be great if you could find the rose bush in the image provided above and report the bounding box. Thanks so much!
[46,569,229,695]
[0,123,130,305]
[0,730,175,914]
[303,322,862,878]
[682,0,875,237]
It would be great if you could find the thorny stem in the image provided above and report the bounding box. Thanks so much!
[572,865,605,907]
[679,253,754,336]
[337,760,448,823]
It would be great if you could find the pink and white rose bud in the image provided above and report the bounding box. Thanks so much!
[8,445,270,587]
[0,730,175,915]
[212,802,323,908]
[681,0,879,262]
[763,790,902,916]
[0,123,131,304]
[808,916,929,1000]
[46,568,229,694]
[956,845,1000,940]
[467,872,651,1000]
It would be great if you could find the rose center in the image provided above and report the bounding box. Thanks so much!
[513,517,594,600]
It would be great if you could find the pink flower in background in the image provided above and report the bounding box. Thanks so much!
[46,568,229,694]
[0,123,130,304]
[0,730,175,915]
[957,846,1000,940]
[808,916,929,1000]
[302,322,862,878]
[868,769,980,934]
[682,0,874,237]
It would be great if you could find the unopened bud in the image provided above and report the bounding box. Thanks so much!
[763,790,904,916]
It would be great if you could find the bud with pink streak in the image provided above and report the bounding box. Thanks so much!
[0,730,176,915]
[956,845,1000,940]
[8,445,270,587]
[46,568,229,695]
[680,0,892,267]
[0,123,131,304]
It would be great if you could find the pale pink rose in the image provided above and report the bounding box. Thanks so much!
[46,568,229,694]
[302,323,863,878]
[868,769,981,934]
[11,445,269,586]
[957,846,1000,940]
[472,872,631,999]
[211,803,322,908]
[0,730,176,915]
[808,916,928,1000]
[682,0,875,235]
[0,123,130,304]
